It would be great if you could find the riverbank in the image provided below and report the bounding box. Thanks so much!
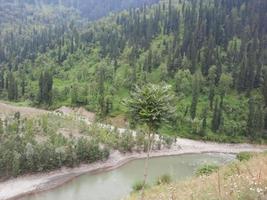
[128,152,267,200]
[0,138,266,200]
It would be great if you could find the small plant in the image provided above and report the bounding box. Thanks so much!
[132,181,149,192]
[163,136,173,149]
[156,174,172,185]
[236,152,253,161]
[196,164,219,176]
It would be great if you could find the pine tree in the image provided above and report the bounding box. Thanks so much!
[264,109,267,130]
[38,71,53,105]
[262,68,267,107]
[96,66,107,118]
[190,73,200,120]
[71,84,78,105]
[247,97,255,137]
[7,72,18,101]
[39,72,44,103]
[21,75,26,96]
[200,106,208,136]
[0,71,4,93]
[254,104,264,133]
[207,66,216,109]
[211,97,223,132]
[237,54,247,92]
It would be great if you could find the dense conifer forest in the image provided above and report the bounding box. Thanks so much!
[0,0,267,144]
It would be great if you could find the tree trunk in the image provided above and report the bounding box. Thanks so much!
[140,131,154,200]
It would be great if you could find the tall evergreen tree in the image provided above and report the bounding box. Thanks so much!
[0,71,4,93]
[247,97,256,137]
[262,68,267,107]
[96,66,108,118]
[211,97,223,132]
[38,71,53,105]
[7,72,18,101]
[190,73,200,120]
[200,106,208,136]
[207,66,216,109]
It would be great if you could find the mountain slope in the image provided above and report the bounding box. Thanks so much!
[0,0,266,143]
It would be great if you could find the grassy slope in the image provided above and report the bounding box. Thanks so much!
[128,153,267,200]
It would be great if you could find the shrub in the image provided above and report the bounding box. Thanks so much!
[156,174,172,185]
[132,181,149,192]
[236,152,253,161]
[163,136,173,149]
[196,164,219,176]
[118,132,135,153]
[101,147,110,160]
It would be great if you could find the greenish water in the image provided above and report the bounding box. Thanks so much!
[23,153,235,200]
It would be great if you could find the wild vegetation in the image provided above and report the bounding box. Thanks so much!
[0,110,176,179]
[0,113,108,178]
[0,0,266,144]
[0,3,267,200]
[128,152,267,200]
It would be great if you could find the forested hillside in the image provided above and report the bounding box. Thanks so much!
[0,0,159,20]
[0,0,267,143]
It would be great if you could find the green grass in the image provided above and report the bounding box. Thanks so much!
[156,174,172,185]
[195,164,219,176]
[236,152,253,161]
[132,181,150,192]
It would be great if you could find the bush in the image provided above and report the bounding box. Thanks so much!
[236,152,253,161]
[156,174,172,185]
[132,181,149,192]
[101,148,110,160]
[163,136,173,149]
[196,164,219,176]
[118,132,135,153]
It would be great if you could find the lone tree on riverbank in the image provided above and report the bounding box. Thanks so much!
[125,83,175,200]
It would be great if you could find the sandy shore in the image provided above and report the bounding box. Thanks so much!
[0,138,266,200]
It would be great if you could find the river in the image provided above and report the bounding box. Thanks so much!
[23,153,235,200]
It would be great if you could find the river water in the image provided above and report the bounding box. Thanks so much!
[23,153,235,200]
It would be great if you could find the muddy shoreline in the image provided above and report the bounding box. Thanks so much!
[1,138,266,200]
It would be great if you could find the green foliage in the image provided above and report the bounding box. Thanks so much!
[190,73,201,120]
[0,0,266,144]
[162,135,174,149]
[174,69,192,96]
[236,152,253,162]
[262,68,267,107]
[156,174,172,185]
[7,72,18,101]
[196,164,219,176]
[132,181,149,192]
[0,115,110,178]
[38,71,53,105]
[76,138,108,163]
[211,97,223,132]
[125,84,175,132]
[117,131,135,153]
[0,119,3,136]
[247,97,265,138]
[135,131,148,152]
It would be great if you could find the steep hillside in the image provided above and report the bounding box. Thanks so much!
[0,0,266,143]
[0,0,159,20]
